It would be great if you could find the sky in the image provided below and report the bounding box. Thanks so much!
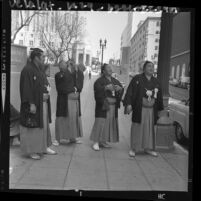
[79,11,161,63]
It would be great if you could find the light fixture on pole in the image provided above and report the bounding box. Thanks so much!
[100,38,107,66]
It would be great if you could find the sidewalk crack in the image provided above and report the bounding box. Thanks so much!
[62,145,76,189]
[103,150,110,190]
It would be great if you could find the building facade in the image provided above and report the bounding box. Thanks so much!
[170,12,190,84]
[72,39,92,66]
[120,12,134,73]
[130,17,161,74]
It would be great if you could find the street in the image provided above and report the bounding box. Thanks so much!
[9,73,188,191]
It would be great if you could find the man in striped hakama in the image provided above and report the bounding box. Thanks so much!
[123,61,164,158]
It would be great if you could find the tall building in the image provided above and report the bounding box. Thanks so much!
[11,10,90,64]
[120,12,135,73]
[130,17,161,74]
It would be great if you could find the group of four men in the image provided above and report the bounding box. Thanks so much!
[19,48,164,160]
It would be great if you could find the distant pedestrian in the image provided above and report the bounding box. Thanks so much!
[123,61,164,158]
[89,70,91,80]
[55,60,84,144]
[90,63,124,151]
[19,48,56,160]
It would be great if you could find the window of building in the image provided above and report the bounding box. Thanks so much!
[154,53,158,58]
[19,40,23,45]
[176,65,180,79]
[171,66,175,78]
[155,46,158,50]
[21,33,23,37]
[31,34,33,37]
[182,63,186,77]
[155,38,159,42]
[156,30,160,34]
[29,40,33,46]
[156,21,160,26]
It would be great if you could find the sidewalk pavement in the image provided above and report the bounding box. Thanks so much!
[9,75,188,191]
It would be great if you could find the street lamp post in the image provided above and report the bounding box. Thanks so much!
[100,39,107,66]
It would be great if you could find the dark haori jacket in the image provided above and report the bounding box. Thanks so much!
[94,75,124,118]
[55,69,84,117]
[20,61,52,128]
[123,73,164,125]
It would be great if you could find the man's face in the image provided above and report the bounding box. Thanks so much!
[67,60,77,72]
[144,63,154,76]
[37,53,45,66]
[59,61,67,71]
[104,65,113,76]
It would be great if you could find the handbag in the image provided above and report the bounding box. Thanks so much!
[20,103,39,128]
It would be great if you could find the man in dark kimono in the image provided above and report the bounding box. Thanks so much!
[55,59,84,144]
[10,104,20,146]
[123,61,164,157]
[20,48,56,160]
[90,64,124,151]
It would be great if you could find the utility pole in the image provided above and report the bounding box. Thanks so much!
[157,12,174,108]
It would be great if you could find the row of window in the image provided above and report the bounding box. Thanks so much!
[20,33,34,37]
[19,40,52,47]
[132,31,159,46]
[171,63,189,79]
[131,45,158,55]
[19,40,34,47]
[130,52,158,63]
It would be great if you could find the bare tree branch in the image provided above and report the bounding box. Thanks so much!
[11,11,47,43]
[39,12,85,64]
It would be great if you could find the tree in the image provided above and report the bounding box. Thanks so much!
[11,10,46,43]
[39,11,85,64]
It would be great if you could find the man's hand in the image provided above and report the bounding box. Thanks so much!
[114,85,122,92]
[30,104,36,114]
[74,87,78,93]
[105,84,114,91]
[126,105,132,114]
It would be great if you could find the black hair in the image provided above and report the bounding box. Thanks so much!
[101,63,108,74]
[43,64,49,72]
[30,48,43,61]
[142,60,154,72]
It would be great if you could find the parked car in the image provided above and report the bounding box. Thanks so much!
[169,78,180,86]
[168,98,189,144]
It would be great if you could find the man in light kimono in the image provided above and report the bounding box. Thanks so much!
[123,61,164,157]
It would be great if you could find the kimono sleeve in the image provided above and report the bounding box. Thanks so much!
[123,76,138,106]
[76,70,84,93]
[114,78,124,103]
[20,67,35,104]
[94,79,105,104]
[55,72,67,94]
